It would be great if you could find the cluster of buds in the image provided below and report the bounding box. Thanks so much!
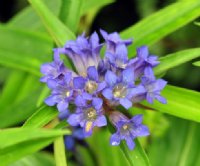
[40,30,167,150]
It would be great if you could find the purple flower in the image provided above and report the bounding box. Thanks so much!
[67,98,107,137]
[102,68,145,109]
[40,49,69,83]
[105,44,129,69]
[45,72,73,113]
[73,66,106,96]
[109,112,149,150]
[141,67,167,104]
[40,30,167,150]
[64,127,85,151]
[128,46,159,78]
[60,32,102,76]
[100,29,132,54]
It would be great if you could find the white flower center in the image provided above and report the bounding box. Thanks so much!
[85,108,97,121]
[113,84,127,98]
[65,90,71,97]
[85,81,98,94]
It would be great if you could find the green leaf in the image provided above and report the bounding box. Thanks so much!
[0,128,70,166]
[59,0,82,32]
[121,1,200,54]
[120,139,150,166]
[0,137,56,166]
[81,0,114,15]
[0,25,52,76]
[36,86,50,107]
[8,0,61,31]
[10,152,55,166]
[148,117,200,166]
[193,61,200,67]
[0,88,41,128]
[23,105,58,129]
[87,128,129,166]
[0,71,27,111]
[28,0,75,46]
[142,85,200,122]
[154,48,200,75]
[54,136,67,166]
[0,128,69,149]
[194,21,200,26]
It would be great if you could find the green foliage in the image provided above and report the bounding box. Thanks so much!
[0,128,70,166]
[23,105,58,128]
[121,1,200,54]
[142,85,200,122]
[87,128,130,166]
[148,117,200,166]
[120,139,150,166]
[193,61,200,67]
[59,0,82,32]
[10,152,55,166]
[0,25,52,76]
[54,136,68,166]
[28,0,75,46]
[154,48,200,75]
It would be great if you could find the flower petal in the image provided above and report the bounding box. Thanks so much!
[64,136,75,150]
[144,67,155,80]
[131,125,149,137]
[105,70,117,86]
[75,96,86,107]
[110,133,120,146]
[95,115,107,127]
[125,137,135,150]
[155,79,167,91]
[47,79,57,89]
[119,98,132,109]
[87,66,99,81]
[92,98,103,110]
[131,115,143,126]
[73,76,86,89]
[137,46,148,59]
[146,93,154,104]
[102,88,113,100]
[155,95,167,104]
[67,113,82,126]
[58,110,69,120]
[45,96,57,106]
[97,81,106,91]
[57,101,69,112]
[122,68,134,84]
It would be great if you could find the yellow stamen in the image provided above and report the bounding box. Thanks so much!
[85,121,93,132]
[65,90,70,97]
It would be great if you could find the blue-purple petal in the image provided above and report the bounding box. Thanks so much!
[125,137,135,150]
[122,68,134,84]
[137,46,148,59]
[95,115,107,127]
[92,98,103,110]
[57,101,69,112]
[87,66,99,81]
[105,70,117,86]
[73,76,86,89]
[67,114,82,126]
[102,88,113,100]
[110,133,121,146]
[119,98,132,109]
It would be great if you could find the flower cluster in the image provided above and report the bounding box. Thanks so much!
[41,30,167,150]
